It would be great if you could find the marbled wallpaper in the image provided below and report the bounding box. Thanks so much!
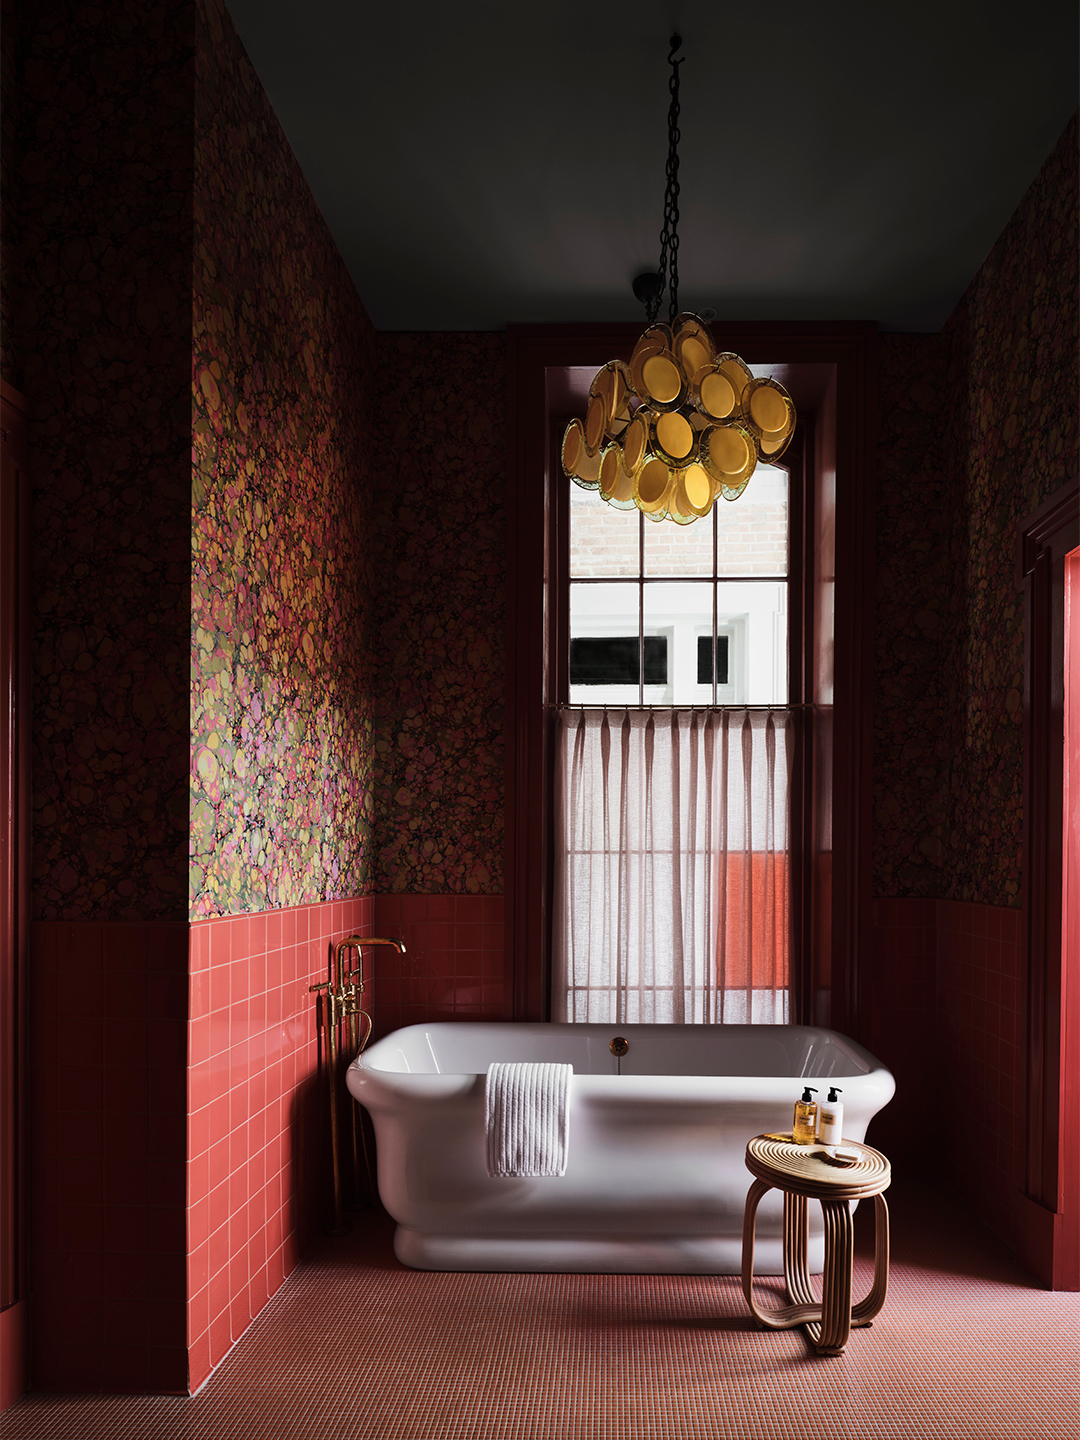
[11,0,379,920]
[1,0,20,387]
[189,0,376,917]
[872,334,957,897]
[15,1,195,920]
[370,333,506,895]
[873,112,1079,903]
[941,111,1077,905]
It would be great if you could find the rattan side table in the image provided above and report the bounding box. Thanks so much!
[741,1135,891,1355]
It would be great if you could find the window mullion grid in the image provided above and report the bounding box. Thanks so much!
[638,510,644,706]
[712,498,718,704]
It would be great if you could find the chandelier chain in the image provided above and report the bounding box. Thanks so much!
[648,35,684,324]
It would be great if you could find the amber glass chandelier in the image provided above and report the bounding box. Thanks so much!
[561,36,795,525]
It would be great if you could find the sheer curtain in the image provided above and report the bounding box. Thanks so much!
[553,708,791,1024]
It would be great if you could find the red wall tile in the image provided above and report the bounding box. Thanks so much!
[185,895,373,1392]
[372,894,504,1038]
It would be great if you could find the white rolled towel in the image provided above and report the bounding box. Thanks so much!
[485,1062,572,1178]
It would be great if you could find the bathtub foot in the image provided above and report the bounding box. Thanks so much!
[393,1225,793,1275]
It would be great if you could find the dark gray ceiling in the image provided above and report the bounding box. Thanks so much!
[224,0,1077,333]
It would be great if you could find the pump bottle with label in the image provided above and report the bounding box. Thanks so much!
[818,1086,844,1145]
[792,1087,819,1145]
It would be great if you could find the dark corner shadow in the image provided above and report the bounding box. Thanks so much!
[855,1172,1047,1291]
[288,1085,405,1273]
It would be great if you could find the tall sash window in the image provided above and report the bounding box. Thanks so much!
[553,707,791,1023]
[554,459,792,1025]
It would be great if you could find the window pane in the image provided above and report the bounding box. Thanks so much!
[569,582,641,705]
[569,484,639,577]
[643,510,714,577]
[569,636,667,687]
[697,634,729,685]
[641,582,713,704]
[714,580,788,704]
[715,464,788,577]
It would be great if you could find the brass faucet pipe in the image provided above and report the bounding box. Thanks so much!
[335,937,405,1210]
[310,934,406,1234]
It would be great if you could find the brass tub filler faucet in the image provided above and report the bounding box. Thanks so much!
[309,935,405,1234]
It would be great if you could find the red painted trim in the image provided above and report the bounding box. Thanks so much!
[1062,546,1080,1289]
[0,1299,27,1412]
[1,381,30,1410]
[505,323,878,1030]
[1019,479,1079,1289]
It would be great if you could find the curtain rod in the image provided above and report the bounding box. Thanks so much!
[548,703,821,711]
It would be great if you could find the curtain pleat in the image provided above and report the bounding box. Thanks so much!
[552,708,792,1025]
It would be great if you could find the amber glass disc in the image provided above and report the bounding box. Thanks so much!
[634,456,674,515]
[674,316,715,381]
[585,392,607,454]
[590,363,615,418]
[696,366,737,420]
[654,410,694,464]
[759,426,795,463]
[633,322,673,355]
[599,441,636,507]
[607,360,633,436]
[640,353,684,408]
[668,478,700,524]
[574,451,602,486]
[744,375,793,432]
[681,461,714,517]
[621,411,649,477]
[598,443,622,496]
[748,383,787,433]
[678,334,712,377]
[714,353,754,415]
[561,418,584,476]
[630,324,672,379]
[629,339,666,398]
[718,474,753,502]
[702,422,757,492]
[564,419,601,485]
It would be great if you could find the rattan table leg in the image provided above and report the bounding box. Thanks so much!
[803,1197,854,1354]
[741,1179,823,1333]
[851,1192,890,1328]
[783,1191,815,1307]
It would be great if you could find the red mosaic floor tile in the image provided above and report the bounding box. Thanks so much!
[4,1177,1078,1439]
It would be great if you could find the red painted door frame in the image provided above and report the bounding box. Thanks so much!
[1019,478,1079,1290]
[1,379,31,1408]
[504,323,877,1035]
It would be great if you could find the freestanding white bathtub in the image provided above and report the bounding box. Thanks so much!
[347,1022,895,1274]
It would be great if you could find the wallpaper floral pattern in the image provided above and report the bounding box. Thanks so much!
[1,0,21,387]
[12,0,501,919]
[189,0,376,917]
[873,112,1078,903]
[872,334,956,897]
[941,111,1077,905]
[370,332,506,895]
[15,1,195,920]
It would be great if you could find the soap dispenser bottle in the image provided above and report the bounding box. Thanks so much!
[792,1087,819,1145]
[818,1086,844,1145]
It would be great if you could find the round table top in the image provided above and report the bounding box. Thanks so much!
[744,1134,891,1201]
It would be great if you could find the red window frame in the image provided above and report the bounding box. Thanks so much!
[504,322,878,1030]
